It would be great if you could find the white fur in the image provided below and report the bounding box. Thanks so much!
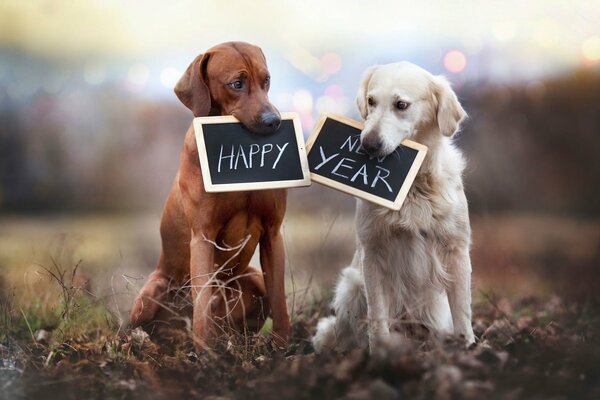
[313,62,475,353]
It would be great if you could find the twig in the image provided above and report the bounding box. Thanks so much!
[19,307,36,345]
[110,274,124,333]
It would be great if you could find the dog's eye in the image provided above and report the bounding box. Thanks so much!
[367,97,375,107]
[396,101,410,110]
[264,76,270,86]
[229,80,244,91]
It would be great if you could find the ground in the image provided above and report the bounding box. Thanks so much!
[1,213,599,399]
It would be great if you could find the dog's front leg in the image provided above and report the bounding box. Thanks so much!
[361,250,390,352]
[260,231,291,347]
[444,247,475,345]
[189,229,216,350]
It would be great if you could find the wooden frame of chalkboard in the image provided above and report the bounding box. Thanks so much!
[306,113,428,210]
[193,112,311,192]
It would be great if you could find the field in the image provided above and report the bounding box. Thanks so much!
[1,212,599,399]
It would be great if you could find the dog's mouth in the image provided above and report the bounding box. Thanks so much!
[362,129,417,159]
[362,138,412,160]
[363,148,386,159]
[233,111,282,135]
[360,137,396,159]
[250,122,280,135]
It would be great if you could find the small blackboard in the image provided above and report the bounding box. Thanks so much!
[193,112,310,192]
[306,113,427,210]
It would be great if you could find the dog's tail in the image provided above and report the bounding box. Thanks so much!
[312,266,368,353]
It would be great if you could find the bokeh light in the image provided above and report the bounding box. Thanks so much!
[160,67,181,89]
[582,35,600,62]
[321,53,342,75]
[324,84,344,98]
[292,89,313,112]
[126,63,150,91]
[287,47,321,77]
[443,50,467,73]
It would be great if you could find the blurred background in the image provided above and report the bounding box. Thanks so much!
[1,0,599,313]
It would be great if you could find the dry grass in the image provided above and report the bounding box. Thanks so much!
[1,212,599,399]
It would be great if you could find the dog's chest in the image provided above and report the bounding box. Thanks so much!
[358,172,469,262]
[374,177,451,231]
[404,177,452,230]
[213,190,285,243]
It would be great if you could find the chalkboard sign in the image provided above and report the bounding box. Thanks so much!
[193,112,310,192]
[306,113,428,210]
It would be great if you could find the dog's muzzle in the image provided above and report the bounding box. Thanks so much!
[361,132,383,157]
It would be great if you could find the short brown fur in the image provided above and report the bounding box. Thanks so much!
[130,42,290,348]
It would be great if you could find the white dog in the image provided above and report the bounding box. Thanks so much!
[312,62,475,353]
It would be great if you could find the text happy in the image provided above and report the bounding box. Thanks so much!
[218,143,289,172]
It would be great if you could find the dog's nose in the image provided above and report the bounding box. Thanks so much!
[361,135,382,156]
[260,111,281,132]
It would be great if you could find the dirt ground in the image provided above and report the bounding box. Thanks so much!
[1,213,599,399]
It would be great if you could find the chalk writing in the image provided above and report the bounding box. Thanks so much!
[307,115,426,206]
[218,142,289,173]
[312,144,392,193]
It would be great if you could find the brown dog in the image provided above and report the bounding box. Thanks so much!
[130,42,290,348]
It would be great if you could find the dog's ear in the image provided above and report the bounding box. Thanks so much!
[174,53,212,117]
[355,65,379,119]
[432,75,467,137]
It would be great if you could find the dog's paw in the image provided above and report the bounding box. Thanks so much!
[457,328,476,347]
[130,272,169,327]
[312,316,337,353]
